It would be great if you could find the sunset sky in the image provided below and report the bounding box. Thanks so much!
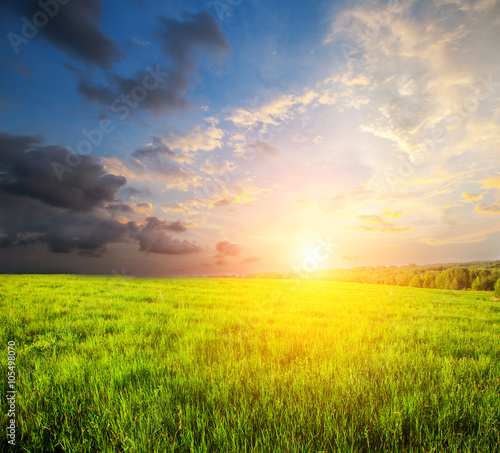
[0,0,499,276]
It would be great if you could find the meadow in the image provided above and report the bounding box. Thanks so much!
[1,275,500,452]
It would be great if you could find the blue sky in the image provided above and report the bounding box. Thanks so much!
[0,0,500,275]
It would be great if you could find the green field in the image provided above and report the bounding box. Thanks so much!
[1,275,500,452]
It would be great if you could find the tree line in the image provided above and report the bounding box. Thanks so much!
[244,260,500,297]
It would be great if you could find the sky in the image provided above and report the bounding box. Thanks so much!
[0,0,499,276]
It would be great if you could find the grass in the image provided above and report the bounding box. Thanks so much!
[1,274,500,452]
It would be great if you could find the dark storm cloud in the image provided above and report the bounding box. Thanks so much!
[0,193,133,257]
[105,203,134,213]
[3,0,123,69]
[142,216,187,233]
[77,68,186,115]
[137,234,202,255]
[240,256,261,264]
[130,150,186,176]
[77,76,118,105]
[120,186,151,199]
[158,11,230,73]
[77,11,229,115]
[131,137,176,160]
[130,216,200,256]
[0,133,202,257]
[130,139,198,187]
[215,240,242,257]
[36,213,132,257]
[0,133,126,212]
[0,132,45,154]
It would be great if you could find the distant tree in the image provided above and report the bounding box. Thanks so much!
[483,276,497,291]
[480,269,491,279]
[472,276,482,291]
[451,267,469,290]
[397,273,413,286]
[451,277,462,290]
[439,269,454,289]
[434,271,446,289]
[423,271,436,289]
[495,278,500,298]
[409,275,423,288]
[472,274,497,291]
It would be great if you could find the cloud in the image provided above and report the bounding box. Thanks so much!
[105,202,154,219]
[135,231,201,255]
[134,203,153,213]
[342,254,359,260]
[240,256,261,264]
[435,0,500,12]
[155,10,230,112]
[0,193,135,257]
[0,133,126,212]
[77,67,183,115]
[244,140,279,160]
[171,177,273,216]
[129,216,201,256]
[105,203,134,213]
[103,142,202,192]
[215,240,242,257]
[140,216,187,233]
[163,203,192,214]
[0,132,202,257]
[354,215,413,233]
[228,89,318,128]
[423,223,500,245]
[382,209,407,218]
[77,76,117,105]
[319,186,375,214]
[131,137,184,162]
[462,192,483,202]
[120,187,151,199]
[165,126,224,153]
[3,0,123,69]
[200,158,238,175]
[475,202,500,214]
[158,11,229,71]
[214,199,231,207]
[77,11,229,115]
[323,0,500,191]
[292,134,307,143]
[480,175,500,189]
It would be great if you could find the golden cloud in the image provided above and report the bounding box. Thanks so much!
[354,215,413,233]
[462,192,483,202]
